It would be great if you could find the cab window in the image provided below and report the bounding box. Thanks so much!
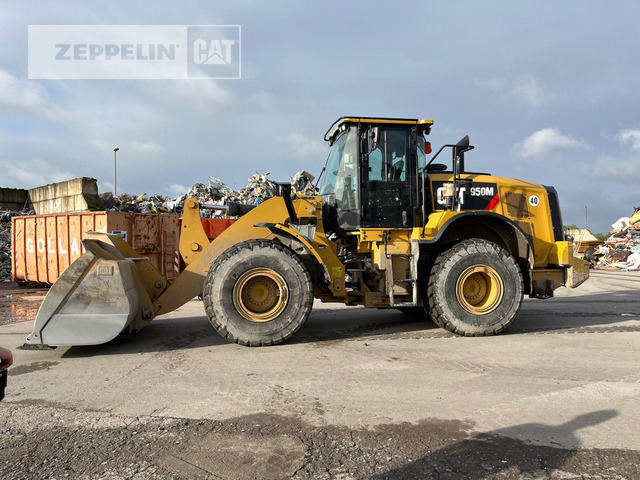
[319,126,358,202]
[417,135,427,172]
[366,128,408,182]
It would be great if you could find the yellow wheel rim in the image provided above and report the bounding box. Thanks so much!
[455,265,504,315]
[232,268,289,322]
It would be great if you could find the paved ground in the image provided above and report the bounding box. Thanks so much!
[1,270,640,479]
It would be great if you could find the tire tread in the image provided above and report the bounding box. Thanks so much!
[203,239,313,346]
[426,239,523,336]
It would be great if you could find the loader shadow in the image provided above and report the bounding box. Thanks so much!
[61,288,640,357]
[59,308,438,358]
[291,308,440,345]
[368,409,620,480]
[61,315,228,358]
[293,289,640,345]
[60,310,434,358]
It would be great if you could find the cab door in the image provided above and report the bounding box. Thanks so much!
[361,126,414,228]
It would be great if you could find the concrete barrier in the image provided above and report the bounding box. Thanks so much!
[0,187,31,211]
[28,177,103,215]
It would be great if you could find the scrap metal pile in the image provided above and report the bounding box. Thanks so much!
[0,209,35,281]
[584,209,640,271]
[100,171,317,218]
[0,171,317,280]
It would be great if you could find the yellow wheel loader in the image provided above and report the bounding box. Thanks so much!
[25,116,589,347]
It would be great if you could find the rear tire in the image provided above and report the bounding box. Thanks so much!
[427,239,523,336]
[203,240,313,346]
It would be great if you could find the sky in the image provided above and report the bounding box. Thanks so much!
[1,0,639,234]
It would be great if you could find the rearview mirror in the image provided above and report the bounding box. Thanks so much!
[367,126,380,153]
[454,135,470,157]
[453,135,471,173]
[456,135,470,148]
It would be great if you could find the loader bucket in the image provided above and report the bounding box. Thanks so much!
[25,233,167,347]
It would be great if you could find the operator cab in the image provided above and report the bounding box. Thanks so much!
[318,116,433,231]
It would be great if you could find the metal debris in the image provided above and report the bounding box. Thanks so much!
[100,192,170,214]
[290,171,318,195]
[99,171,310,218]
[1,170,316,281]
[1,209,35,281]
[586,211,640,271]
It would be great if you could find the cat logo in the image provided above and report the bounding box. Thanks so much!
[193,39,235,65]
[434,181,499,210]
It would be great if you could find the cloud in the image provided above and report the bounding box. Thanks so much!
[128,140,164,156]
[577,154,639,184]
[616,129,640,151]
[506,75,548,107]
[286,132,326,158]
[166,184,188,196]
[0,69,46,112]
[43,101,166,154]
[512,128,589,159]
[476,78,507,92]
[250,90,275,110]
[155,80,233,112]
[100,181,114,194]
[2,158,75,189]
[477,74,549,107]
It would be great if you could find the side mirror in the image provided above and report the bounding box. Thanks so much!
[367,126,380,153]
[453,135,471,173]
[455,135,470,150]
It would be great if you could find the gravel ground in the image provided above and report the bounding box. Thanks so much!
[3,272,640,479]
[2,404,639,480]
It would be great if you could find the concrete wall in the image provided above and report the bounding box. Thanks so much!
[28,177,103,215]
[0,187,32,211]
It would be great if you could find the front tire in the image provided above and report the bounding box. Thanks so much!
[203,240,313,346]
[427,239,523,336]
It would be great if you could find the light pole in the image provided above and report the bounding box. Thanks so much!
[585,205,588,230]
[113,147,119,196]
